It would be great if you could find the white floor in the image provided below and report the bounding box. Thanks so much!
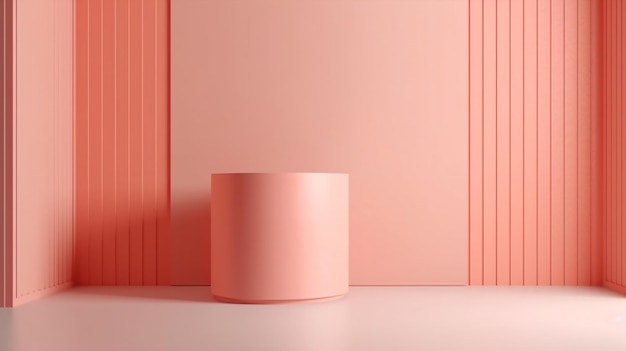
[1,286,625,351]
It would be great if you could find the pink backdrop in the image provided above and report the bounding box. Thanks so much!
[171,0,469,285]
[65,0,625,291]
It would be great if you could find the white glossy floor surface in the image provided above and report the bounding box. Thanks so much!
[1,286,625,351]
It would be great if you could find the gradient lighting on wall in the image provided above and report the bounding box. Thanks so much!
[1,0,626,307]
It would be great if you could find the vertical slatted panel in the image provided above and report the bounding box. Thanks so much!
[615,1,624,286]
[88,0,103,285]
[611,0,616,284]
[483,0,498,286]
[537,0,553,285]
[469,0,484,286]
[523,0,539,286]
[75,0,169,286]
[550,0,565,286]
[155,0,170,286]
[58,0,74,287]
[606,0,615,282]
[115,0,130,285]
[577,0,592,286]
[128,0,145,285]
[563,0,579,285]
[510,0,524,286]
[102,0,116,285]
[7,0,75,304]
[591,0,604,287]
[75,0,90,285]
[496,0,511,285]
[142,0,157,285]
[604,0,615,281]
[470,0,603,286]
[53,0,58,288]
[616,0,620,286]
[616,0,621,287]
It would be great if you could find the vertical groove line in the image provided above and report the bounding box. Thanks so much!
[603,0,606,283]
[14,0,18,296]
[562,0,566,285]
[611,1,620,284]
[505,0,509,285]
[613,0,616,284]
[52,2,59,289]
[482,0,485,285]
[141,0,145,285]
[114,0,118,284]
[549,0,553,285]
[617,2,624,286]
[604,0,613,281]
[3,0,6,302]
[536,0,539,285]
[575,0,579,286]
[127,0,131,285]
[612,0,615,283]
[605,0,607,283]
[587,0,595,285]
[100,0,104,284]
[154,0,159,283]
[605,0,608,282]
[2,0,4,299]
[522,0,526,285]
[496,0,499,285]
[72,0,76,285]
[87,0,91,286]
[466,0,473,285]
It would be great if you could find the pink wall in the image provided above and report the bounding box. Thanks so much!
[69,0,620,289]
[74,0,170,286]
[171,0,469,286]
[1,0,74,307]
[604,0,626,296]
[469,0,604,286]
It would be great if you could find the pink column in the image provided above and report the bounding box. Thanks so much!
[211,173,349,303]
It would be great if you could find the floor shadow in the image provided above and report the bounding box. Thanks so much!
[69,286,219,303]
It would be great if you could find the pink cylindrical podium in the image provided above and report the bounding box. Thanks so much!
[211,173,349,303]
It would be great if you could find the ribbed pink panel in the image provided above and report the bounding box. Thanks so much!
[482,0,498,286]
[563,0,578,286]
[591,0,604,287]
[0,0,75,306]
[577,0,592,286]
[469,0,484,286]
[495,0,511,286]
[469,0,604,286]
[537,0,553,286]
[74,0,169,286]
[604,0,626,295]
[510,0,525,286]
[523,0,539,286]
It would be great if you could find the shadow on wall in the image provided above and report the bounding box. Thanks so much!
[171,194,212,286]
